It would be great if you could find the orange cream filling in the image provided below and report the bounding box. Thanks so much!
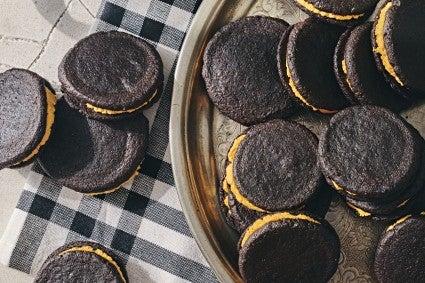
[86,90,158,115]
[15,87,56,165]
[240,212,320,248]
[346,202,371,217]
[224,135,268,213]
[59,245,126,282]
[386,214,411,231]
[285,62,337,114]
[341,59,355,92]
[374,2,404,86]
[296,0,364,21]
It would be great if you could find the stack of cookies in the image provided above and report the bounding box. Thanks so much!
[218,119,340,282]
[319,105,425,219]
[0,31,163,195]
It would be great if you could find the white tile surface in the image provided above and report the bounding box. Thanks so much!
[0,0,101,281]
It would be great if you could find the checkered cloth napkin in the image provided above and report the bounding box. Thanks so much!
[0,0,218,282]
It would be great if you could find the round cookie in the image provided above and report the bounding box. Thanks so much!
[230,120,324,212]
[238,212,340,283]
[202,16,298,126]
[372,0,425,97]
[35,241,127,283]
[218,175,242,232]
[38,99,149,194]
[318,105,421,201]
[285,18,349,114]
[337,22,409,112]
[0,68,56,169]
[291,0,378,26]
[59,31,163,120]
[333,28,359,105]
[374,214,425,283]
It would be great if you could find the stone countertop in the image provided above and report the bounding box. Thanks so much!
[0,0,101,281]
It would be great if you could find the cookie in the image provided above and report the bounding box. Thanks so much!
[374,214,425,283]
[284,18,349,114]
[318,105,421,201]
[225,120,323,212]
[0,68,56,169]
[59,31,163,120]
[291,0,378,26]
[38,99,148,194]
[202,16,298,126]
[334,22,409,112]
[372,0,425,97]
[34,241,127,283]
[238,212,340,283]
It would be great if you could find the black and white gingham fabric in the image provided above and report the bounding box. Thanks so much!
[0,0,218,282]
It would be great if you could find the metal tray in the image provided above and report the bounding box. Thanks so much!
[170,0,425,282]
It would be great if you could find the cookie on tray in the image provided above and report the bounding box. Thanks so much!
[372,0,425,97]
[319,106,421,202]
[291,0,378,26]
[374,213,425,283]
[333,22,409,112]
[282,18,349,114]
[0,68,56,169]
[38,99,149,195]
[238,212,340,283]
[202,16,298,126]
[59,31,163,120]
[225,120,324,213]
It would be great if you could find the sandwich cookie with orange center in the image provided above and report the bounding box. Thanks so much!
[223,119,324,216]
[374,213,425,283]
[318,106,422,204]
[0,68,56,169]
[238,212,340,283]
[372,0,425,97]
[34,241,127,283]
[291,0,378,26]
[334,22,409,112]
[202,16,298,126]
[281,18,349,114]
[59,31,163,120]
[38,99,148,195]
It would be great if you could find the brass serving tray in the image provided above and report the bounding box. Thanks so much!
[170,0,425,282]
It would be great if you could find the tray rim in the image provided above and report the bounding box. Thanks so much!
[169,1,234,282]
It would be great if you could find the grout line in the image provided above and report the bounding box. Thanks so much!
[78,0,96,18]
[27,0,76,69]
[0,35,43,45]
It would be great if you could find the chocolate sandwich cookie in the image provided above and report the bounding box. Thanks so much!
[372,0,425,97]
[59,31,163,120]
[333,28,359,105]
[228,185,333,233]
[38,99,148,194]
[284,18,349,114]
[0,68,56,169]
[291,0,378,26]
[202,16,298,126]
[238,212,340,283]
[319,105,421,201]
[225,120,324,213]
[374,214,425,283]
[334,22,409,112]
[35,241,127,283]
[218,176,241,232]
